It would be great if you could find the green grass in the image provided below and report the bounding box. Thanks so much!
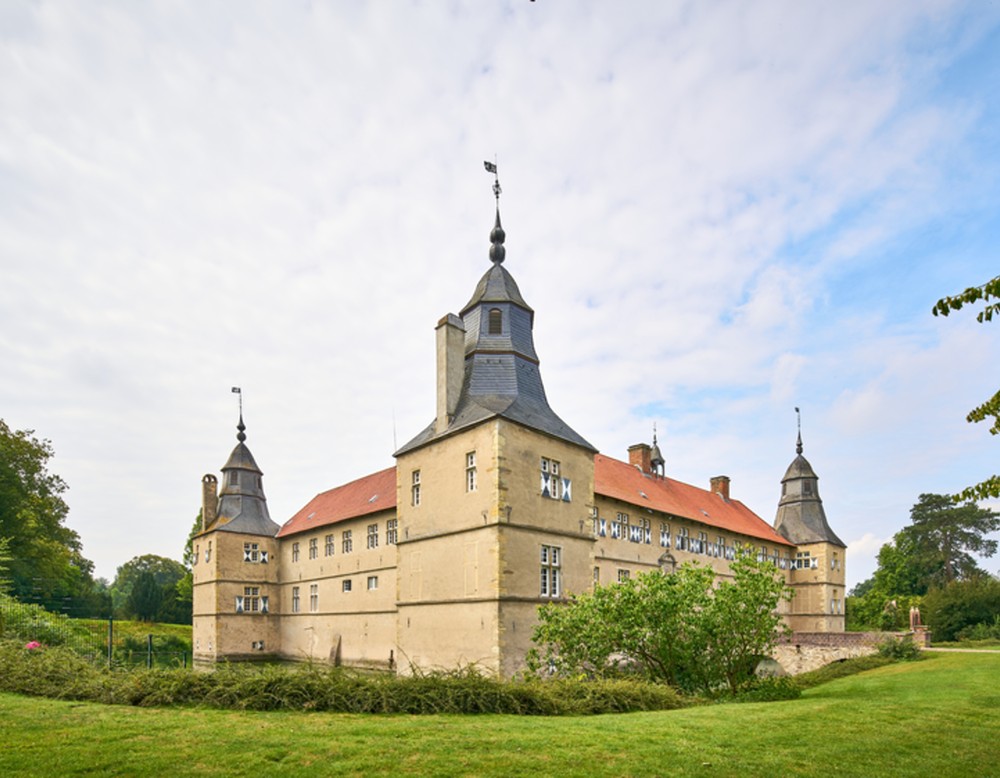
[0,652,996,776]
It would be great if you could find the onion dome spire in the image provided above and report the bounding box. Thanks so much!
[795,406,803,455]
[237,412,247,442]
[489,208,506,265]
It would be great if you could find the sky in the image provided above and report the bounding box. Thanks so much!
[2,1,999,590]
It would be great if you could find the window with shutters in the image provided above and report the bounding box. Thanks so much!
[540,457,571,501]
[235,586,268,614]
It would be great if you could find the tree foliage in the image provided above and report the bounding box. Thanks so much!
[111,554,188,622]
[847,493,998,630]
[921,575,1000,642]
[0,419,103,614]
[528,552,791,694]
[933,275,1000,501]
[125,571,164,622]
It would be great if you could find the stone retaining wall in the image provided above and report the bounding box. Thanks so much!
[769,630,927,675]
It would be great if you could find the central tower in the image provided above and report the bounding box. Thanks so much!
[394,178,596,676]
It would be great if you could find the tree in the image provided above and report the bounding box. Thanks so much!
[528,552,791,694]
[933,275,1000,501]
[922,576,1000,642]
[0,419,101,613]
[110,554,187,616]
[126,571,163,622]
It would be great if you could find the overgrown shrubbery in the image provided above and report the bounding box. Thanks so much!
[0,641,684,715]
[0,592,93,646]
[791,654,899,690]
[923,576,1000,641]
[876,636,922,661]
[528,552,792,694]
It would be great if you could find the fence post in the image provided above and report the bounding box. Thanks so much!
[147,634,153,669]
[107,617,113,669]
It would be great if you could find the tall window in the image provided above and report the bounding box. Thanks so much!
[676,527,689,551]
[488,308,503,335]
[367,523,379,549]
[291,542,300,562]
[411,470,421,506]
[659,523,671,548]
[697,531,708,554]
[386,518,398,545]
[308,537,318,560]
[466,451,477,492]
[540,457,564,500]
[342,530,353,554]
[540,545,561,597]
[325,533,335,556]
[309,584,318,612]
[291,586,300,613]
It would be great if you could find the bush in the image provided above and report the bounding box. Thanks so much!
[923,577,1000,642]
[876,636,922,661]
[723,676,802,703]
[0,641,685,716]
[0,593,93,647]
[955,615,1000,641]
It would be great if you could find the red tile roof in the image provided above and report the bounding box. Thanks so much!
[277,466,396,538]
[276,457,791,548]
[594,454,793,547]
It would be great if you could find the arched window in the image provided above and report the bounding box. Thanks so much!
[488,308,502,335]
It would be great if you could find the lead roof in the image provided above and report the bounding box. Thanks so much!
[396,206,595,455]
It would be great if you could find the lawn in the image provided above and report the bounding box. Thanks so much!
[0,652,996,777]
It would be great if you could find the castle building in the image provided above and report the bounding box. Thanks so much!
[192,194,846,674]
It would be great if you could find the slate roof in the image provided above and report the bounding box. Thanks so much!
[277,466,396,538]
[774,452,846,547]
[396,208,595,456]
[594,454,794,547]
[207,420,281,537]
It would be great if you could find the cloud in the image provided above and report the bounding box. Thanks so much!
[1,1,998,590]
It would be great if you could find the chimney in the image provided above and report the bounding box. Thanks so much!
[436,313,466,433]
[628,443,652,473]
[201,474,218,530]
[710,475,731,501]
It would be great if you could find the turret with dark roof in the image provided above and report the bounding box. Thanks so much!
[208,414,280,537]
[773,428,845,547]
[397,203,594,454]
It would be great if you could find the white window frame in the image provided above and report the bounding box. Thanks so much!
[342,530,353,554]
[540,544,562,598]
[367,575,378,591]
[466,451,477,492]
[386,518,398,545]
[411,470,421,506]
[367,523,379,549]
[291,586,300,613]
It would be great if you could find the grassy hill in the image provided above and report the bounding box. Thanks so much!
[0,651,996,777]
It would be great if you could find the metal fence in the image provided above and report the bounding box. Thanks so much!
[0,596,191,669]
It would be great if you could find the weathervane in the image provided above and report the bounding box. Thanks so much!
[232,387,245,442]
[484,158,501,202]
[794,406,803,455]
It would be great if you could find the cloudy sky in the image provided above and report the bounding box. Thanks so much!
[2,1,999,589]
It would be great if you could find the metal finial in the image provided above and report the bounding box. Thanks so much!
[794,406,803,455]
[233,387,246,442]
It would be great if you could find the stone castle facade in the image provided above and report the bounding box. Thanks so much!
[192,198,846,676]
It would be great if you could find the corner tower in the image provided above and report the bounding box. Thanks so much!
[193,412,281,662]
[395,174,597,677]
[773,417,846,632]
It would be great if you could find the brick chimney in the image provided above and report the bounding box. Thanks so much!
[436,313,466,433]
[201,474,218,530]
[628,443,652,473]
[710,475,730,501]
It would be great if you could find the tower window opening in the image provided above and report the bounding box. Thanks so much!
[488,308,502,335]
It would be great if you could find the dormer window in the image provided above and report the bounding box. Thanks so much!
[488,308,502,335]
